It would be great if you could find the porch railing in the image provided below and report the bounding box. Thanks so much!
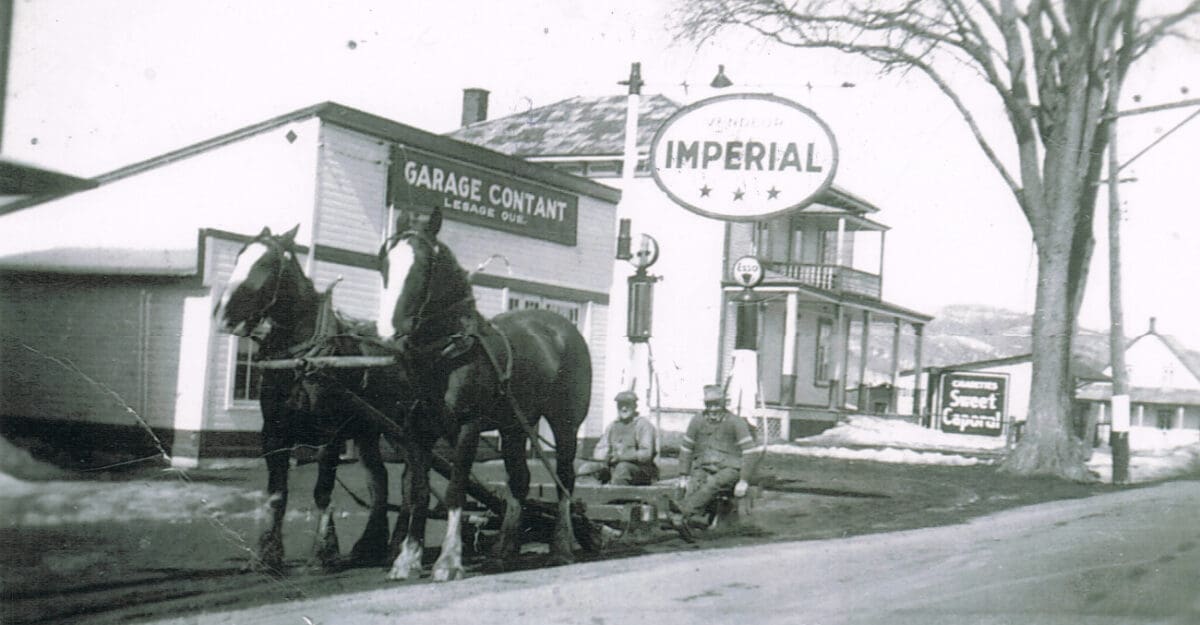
[761,262,882,299]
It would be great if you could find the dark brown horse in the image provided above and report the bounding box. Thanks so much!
[214,226,407,573]
[378,208,591,581]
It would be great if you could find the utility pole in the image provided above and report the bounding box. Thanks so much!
[0,0,14,151]
[1106,40,1130,485]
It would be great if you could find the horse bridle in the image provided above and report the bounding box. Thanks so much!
[233,235,294,340]
[381,229,475,345]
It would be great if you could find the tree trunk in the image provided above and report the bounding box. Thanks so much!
[1000,238,1096,481]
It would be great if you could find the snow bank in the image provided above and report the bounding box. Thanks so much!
[778,417,1200,482]
[796,415,1007,452]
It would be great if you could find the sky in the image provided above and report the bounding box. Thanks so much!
[5,1,1200,346]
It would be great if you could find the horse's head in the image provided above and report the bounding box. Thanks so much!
[215,224,306,336]
[377,208,472,340]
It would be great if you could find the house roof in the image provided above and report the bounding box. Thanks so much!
[447,94,880,215]
[1075,384,1200,406]
[901,352,1110,381]
[450,94,681,159]
[1127,328,1200,386]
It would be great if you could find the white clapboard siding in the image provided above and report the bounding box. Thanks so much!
[439,193,616,297]
[315,124,389,254]
[584,302,609,438]
[312,261,380,324]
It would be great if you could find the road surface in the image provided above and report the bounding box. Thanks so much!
[143,479,1200,625]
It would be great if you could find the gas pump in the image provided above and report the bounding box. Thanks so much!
[615,218,661,436]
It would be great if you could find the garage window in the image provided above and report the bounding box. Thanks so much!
[507,293,581,327]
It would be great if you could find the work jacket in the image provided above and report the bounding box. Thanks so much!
[681,409,756,471]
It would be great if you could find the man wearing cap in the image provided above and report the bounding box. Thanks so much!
[672,384,758,536]
[578,390,659,485]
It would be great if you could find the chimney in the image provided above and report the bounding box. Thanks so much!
[461,88,489,127]
[1149,316,1157,334]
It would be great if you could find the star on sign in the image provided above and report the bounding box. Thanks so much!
[733,189,745,200]
[699,185,712,197]
[768,187,781,199]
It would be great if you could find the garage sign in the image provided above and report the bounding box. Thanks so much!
[938,372,1008,437]
[649,93,838,221]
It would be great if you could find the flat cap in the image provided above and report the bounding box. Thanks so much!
[703,384,725,403]
[614,390,638,405]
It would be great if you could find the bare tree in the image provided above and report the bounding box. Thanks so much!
[673,0,1200,480]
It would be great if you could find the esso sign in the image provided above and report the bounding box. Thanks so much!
[732,255,764,288]
[650,93,838,221]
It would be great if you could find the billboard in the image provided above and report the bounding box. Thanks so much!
[938,371,1008,437]
[389,147,578,245]
[649,93,838,221]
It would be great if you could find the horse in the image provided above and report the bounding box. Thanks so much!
[214,225,409,573]
[377,207,592,582]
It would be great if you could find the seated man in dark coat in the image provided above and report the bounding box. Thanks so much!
[578,390,659,485]
[671,384,757,537]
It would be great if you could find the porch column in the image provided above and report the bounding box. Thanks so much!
[835,217,846,266]
[780,291,798,406]
[856,310,871,412]
[829,304,846,410]
[1177,406,1185,430]
[888,318,902,412]
[912,323,925,423]
[839,305,853,409]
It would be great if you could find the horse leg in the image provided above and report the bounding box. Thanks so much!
[494,430,529,560]
[433,420,481,582]
[386,435,411,563]
[388,441,430,581]
[252,440,290,573]
[310,442,342,571]
[348,433,390,566]
[549,417,580,564]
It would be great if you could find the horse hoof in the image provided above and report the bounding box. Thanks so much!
[433,565,464,582]
[386,564,420,581]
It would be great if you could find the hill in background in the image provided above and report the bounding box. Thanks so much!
[858,304,1117,383]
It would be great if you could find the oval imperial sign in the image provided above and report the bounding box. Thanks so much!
[650,93,838,222]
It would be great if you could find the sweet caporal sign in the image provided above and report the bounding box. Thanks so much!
[650,94,838,221]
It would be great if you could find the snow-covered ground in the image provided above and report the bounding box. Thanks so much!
[769,415,1200,481]
[2,419,1198,526]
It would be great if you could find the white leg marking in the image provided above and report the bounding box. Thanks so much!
[387,535,423,581]
[433,507,464,582]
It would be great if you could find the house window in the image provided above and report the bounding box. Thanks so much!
[231,336,263,402]
[815,318,833,386]
[1156,408,1174,430]
[507,293,581,327]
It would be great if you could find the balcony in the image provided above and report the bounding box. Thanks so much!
[761,262,881,299]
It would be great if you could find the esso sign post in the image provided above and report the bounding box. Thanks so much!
[732,255,764,289]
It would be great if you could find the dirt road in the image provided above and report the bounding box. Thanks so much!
[1,453,1122,625]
